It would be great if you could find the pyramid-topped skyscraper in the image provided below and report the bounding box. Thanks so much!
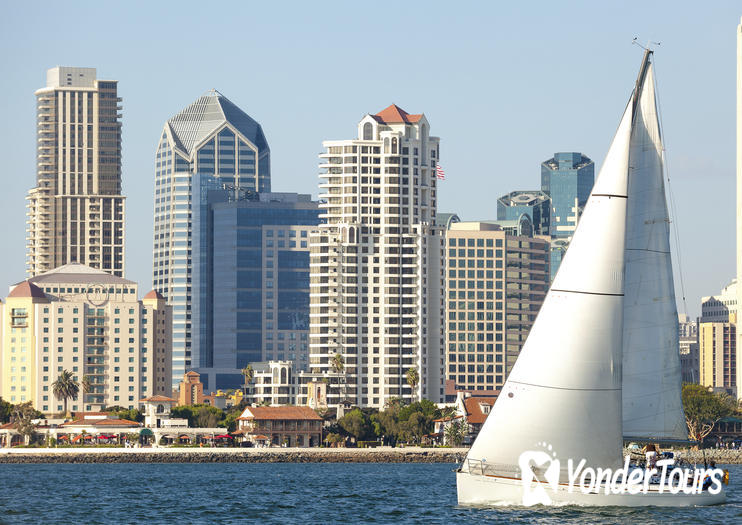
[153,90,270,385]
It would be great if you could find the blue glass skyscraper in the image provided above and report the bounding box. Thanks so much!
[540,152,594,239]
[152,90,270,387]
[191,180,320,391]
[496,190,551,235]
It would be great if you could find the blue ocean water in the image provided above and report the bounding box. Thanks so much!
[1,462,741,524]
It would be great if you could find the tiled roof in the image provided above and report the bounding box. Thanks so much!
[185,371,200,377]
[143,290,165,300]
[28,263,135,285]
[61,417,140,427]
[238,406,322,421]
[463,397,497,425]
[8,281,47,299]
[373,104,423,124]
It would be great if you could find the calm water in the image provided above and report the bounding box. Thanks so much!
[2,462,742,524]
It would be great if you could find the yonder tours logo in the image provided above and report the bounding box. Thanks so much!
[517,443,724,505]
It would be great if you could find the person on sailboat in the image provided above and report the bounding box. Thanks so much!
[644,444,658,469]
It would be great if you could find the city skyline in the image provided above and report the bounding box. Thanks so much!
[1,2,741,318]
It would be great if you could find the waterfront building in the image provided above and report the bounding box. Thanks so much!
[454,391,496,444]
[700,279,737,323]
[699,313,737,397]
[0,264,172,413]
[443,221,549,392]
[191,185,320,392]
[235,405,323,447]
[177,371,205,406]
[26,67,124,277]
[496,190,550,235]
[540,152,594,239]
[152,90,270,385]
[309,104,446,409]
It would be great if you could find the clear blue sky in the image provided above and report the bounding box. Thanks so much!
[1,1,739,317]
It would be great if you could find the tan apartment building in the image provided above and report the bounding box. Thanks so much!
[699,313,737,396]
[0,264,171,413]
[26,67,125,277]
[444,222,550,393]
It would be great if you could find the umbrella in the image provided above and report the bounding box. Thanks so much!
[215,434,232,439]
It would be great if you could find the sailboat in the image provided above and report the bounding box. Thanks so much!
[456,50,726,506]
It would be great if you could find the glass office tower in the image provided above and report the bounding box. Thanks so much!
[152,90,270,387]
[540,152,594,239]
[191,179,320,391]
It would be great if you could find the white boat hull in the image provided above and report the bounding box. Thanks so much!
[456,471,726,507]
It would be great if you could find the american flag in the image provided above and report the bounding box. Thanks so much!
[435,163,445,180]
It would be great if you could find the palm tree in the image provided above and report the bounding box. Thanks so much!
[79,375,92,409]
[241,365,254,396]
[406,367,419,403]
[52,370,79,418]
[330,353,346,401]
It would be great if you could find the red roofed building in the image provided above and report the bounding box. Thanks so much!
[372,104,423,124]
[456,392,497,444]
[236,406,322,447]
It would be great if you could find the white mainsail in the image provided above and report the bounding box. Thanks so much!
[464,101,635,475]
[621,62,688,441]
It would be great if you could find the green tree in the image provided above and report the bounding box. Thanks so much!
[406,367,419,402]
[330,353,346,400]
[52,370,79,418]
[241,365,254,395]
[172,404,225,428]
[11,401,38,445]
[338,408,373,442]
[79,375,92,407]
[682,383,735,443]
[0,397,12,424]
[444,419,468,446]
[104,406,144,423]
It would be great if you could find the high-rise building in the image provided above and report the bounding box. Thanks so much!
[191,180,320,392]
[699,314,737,396]
[443,222,549,392]
[26,67,124,277]
[540,152,594,239]
[153,90,270,386]
[496,190,550,235]
[0,264,171,413]
[700,279,736,323]
[309,104,446,409]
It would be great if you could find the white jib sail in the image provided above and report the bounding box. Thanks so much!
[621,62,688,441]
[464,98,635,476]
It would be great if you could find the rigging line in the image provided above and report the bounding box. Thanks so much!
[653,57,689,316]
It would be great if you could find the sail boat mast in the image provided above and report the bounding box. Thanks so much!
[632,49,653,121]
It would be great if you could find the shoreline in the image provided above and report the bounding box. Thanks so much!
[2,447,741,465]
[0,446,468,464]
